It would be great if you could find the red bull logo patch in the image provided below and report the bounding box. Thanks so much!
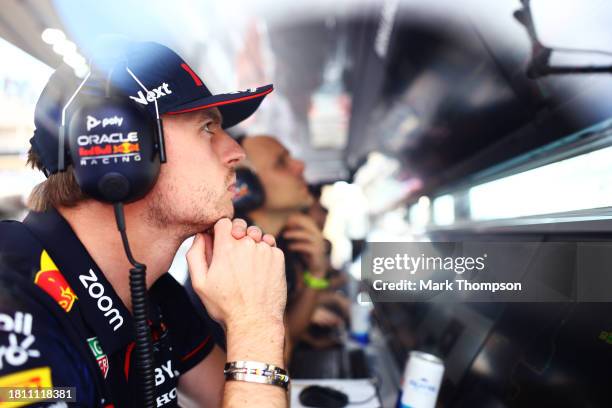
[34,250,78,313]
[112,142,140,154]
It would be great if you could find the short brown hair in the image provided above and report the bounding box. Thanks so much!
[26,148,87,211]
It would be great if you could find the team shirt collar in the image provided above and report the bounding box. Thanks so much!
[24,208,135,356]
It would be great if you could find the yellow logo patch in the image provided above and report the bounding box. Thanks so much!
[0,366,52,407]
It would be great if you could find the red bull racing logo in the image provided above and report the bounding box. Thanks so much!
[76,131,141,166]
[34,250,78,313]
[79,145,112,156]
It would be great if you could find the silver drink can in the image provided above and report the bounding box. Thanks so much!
[399,351,444,408]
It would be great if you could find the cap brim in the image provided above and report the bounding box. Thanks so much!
[165,84,273,129]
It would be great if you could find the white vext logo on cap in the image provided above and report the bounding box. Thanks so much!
[129,83,172,105]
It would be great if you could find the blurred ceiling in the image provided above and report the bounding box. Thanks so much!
[0,0,64,67]
[2,0,612,197]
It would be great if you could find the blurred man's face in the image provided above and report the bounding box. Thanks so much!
[144,108,244,233]
[243,136,313,212]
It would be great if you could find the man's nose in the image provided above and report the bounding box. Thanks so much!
[291,158,306,177]
[221,131,246,167]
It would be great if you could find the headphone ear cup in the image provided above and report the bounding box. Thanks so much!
[233,168,265,214]
[67,95,160,203]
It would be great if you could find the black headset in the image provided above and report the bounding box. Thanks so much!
[233,167,266,215]
[59,66,166,204]
[231,135,266,215]
[52,64,165,407]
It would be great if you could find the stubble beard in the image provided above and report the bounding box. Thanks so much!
[145,179,234,237]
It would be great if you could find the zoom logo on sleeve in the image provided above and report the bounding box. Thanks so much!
[79,269,124,331]
[0,312,40,369]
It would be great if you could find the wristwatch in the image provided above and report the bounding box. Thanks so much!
[224,361,290,390]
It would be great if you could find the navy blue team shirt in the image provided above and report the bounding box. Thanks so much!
[0,208,215,407]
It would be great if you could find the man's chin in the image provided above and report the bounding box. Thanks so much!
[218,201,235,220]
[298,199,315,213]
[303,193,315,208]
[193,201,234,231]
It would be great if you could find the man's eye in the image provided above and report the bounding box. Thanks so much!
[203,122,217,133]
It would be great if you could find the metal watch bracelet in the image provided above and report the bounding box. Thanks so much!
[224,361,290,390]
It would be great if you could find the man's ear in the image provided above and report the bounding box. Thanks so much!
[160,112,192,144]
[160,113,174,136]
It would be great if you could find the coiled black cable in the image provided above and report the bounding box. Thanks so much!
[114,203,156,408]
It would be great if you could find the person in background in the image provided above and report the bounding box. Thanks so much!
[237,135,349,352]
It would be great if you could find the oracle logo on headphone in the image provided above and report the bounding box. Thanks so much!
[76,131,141,166]
[77,132,138,146]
